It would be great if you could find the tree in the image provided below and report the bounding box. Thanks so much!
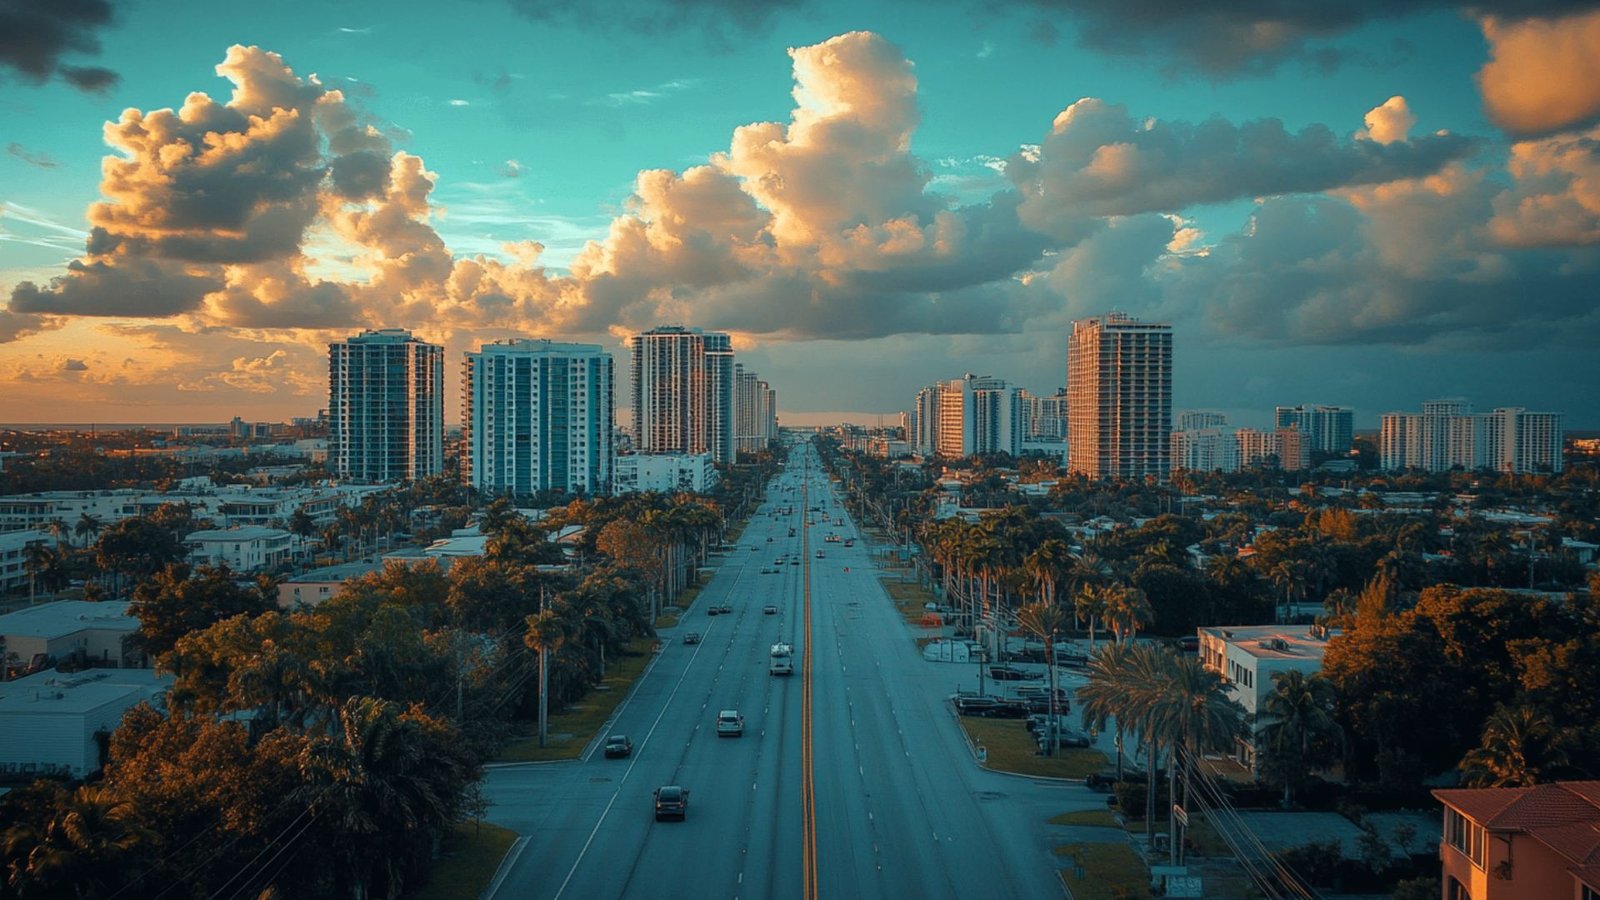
[1101,585,1153,646]
[1,785,150,899]
[1016,602,1071,756]
[1458,704,1571,788]
[72,513,103,547]
[1257,670,1343,807]
[288,509,317,559]
[128,564,273,660]
[95,518,184,593]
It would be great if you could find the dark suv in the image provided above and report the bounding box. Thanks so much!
[654,785,689,821]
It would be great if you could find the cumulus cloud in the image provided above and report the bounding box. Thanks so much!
[1478,10,1600,136]
[60,358,87,372]
[1358,96,1416,144]
[1490,126,1600,245]
[1009,97,1475,238]
[0,0,119,92]
[177,348,321,394]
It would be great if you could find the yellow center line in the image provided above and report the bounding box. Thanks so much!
[800,462,819,900]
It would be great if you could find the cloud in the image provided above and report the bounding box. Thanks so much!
[1006,0,1596,76]
[501,159,524,178]
[1489,126,1600,245]
[504,0,803,46]
[1358,96,1416,145]
[1478,10,1600,136]
[6,142,61,169]
[60,358,87,371]
[0,0,119,92]
[448,98,470,107]
[176,348,322,394]
[1009,97,1476,239]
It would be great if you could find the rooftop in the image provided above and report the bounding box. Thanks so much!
[1198,624,1335,661]
[1434,781,1600,876]
[185,526,292,542]
[0,667,170,715]
[0,600,137,640]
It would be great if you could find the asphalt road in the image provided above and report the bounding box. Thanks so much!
[484,443,1077,899]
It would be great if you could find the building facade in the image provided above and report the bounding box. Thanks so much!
[1197,624,1332,769]
[612,453,720,494]
[328,329,444,482]
[928,375,1021,459]
[630,326,735,463]
[734,364,778,455]
[1274,405,1354,454]
[1067,313,1172,480]
[1431,781,1600,900]
[1380,400,1564,473]
[462,340,614,497]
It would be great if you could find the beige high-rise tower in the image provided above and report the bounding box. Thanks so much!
[1066,312,1172,480]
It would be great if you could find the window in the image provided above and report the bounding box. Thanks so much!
[1444,808,1486,868]
[1584,884,1599,900]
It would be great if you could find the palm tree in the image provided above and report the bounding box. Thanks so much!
[1016,602,1072,756]
[73,513,103,546]
[525,605,569,748]
[1078,643,1138,780]
[1101,585,1153,646]
[1135,648,1247,856]
[1459,704,1571,788]
[1074,584,1109,652]
[2,785,149,898]
[1269,560,1308,623]
[1257,670,1343,807]
[1023,538,1073,609]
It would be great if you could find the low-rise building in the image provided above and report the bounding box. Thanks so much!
[276,559,388,609]
[0,668,172,777]
[185,526,293,572]
[0,529,53,594]
[0,600,144,671]
[1431,780,1600,900]
[613,453,719,494]
[1197,624,1334,768]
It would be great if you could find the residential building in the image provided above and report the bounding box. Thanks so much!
[462,340,615,497]
[629,326,735,463]
[328,328,444,482]
[734,364,778,455]
[1381,400,1564,473]
[1274,405,1355,454]
[911,384,941,457]
[1020,389,1069,442]
[0,600,144,671]
[0,529,52,594]
[1233,427,1310,471]
[1066,312,1172,480]
[612,453,719,494]
[184,526,293,572]
[929,374,1022,459]
[0,668,172,777]
[1179,411,1229,431]
[1431,781,1600,900]
[1171,427,1240,473]
[1197,624,1332,768]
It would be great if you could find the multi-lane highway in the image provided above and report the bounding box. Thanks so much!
[484,442,1076,899]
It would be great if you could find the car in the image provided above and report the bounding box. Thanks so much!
[763,605,778,615]
[766,536,774,542]
[1037,730,1093,749]
[716,709,744,737]
[717,604,732,614]
[760,568,773,575]
[988,665,1028,681]
[1084,768,1148,791]
[815,550,825,559]
[654,785,689,820]
[790,559,800,566]
[774,558,785,565]
[843,539,853,547]
[682,632,701,645]
[706,606,721,616]
[604,734,633,758]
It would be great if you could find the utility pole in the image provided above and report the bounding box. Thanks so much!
[538,584,549,749]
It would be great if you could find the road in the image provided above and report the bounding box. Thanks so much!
[484,442,1077,899]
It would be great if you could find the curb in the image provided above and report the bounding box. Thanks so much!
[480,835,529,900]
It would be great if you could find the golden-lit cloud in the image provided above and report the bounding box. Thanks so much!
[1358,96,1416,145]
[1478,10,1600,136]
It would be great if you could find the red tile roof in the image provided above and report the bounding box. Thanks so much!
[1435,782,1600,873]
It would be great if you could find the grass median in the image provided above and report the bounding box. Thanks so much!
[957,715,1107,779]
[404,821,518,900]
[497,636,658,763]
[1053,842,1150,900]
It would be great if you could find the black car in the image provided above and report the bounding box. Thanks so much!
[1036,730,1093,749]
[763,605,778,615]
[682,632,701,645]
[706,606,721,616]
[654,785,689,821]
[717,604,733,614]
[604,734,633,758]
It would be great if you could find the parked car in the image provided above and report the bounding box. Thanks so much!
[682,632,701,645]
[716,709,744,737]
[1025,714,1075,734]
[654,785,689,820]
[604,734,633,758]
[1036,730,1093,749]
[1084,767,1148,791]
[953,695,1000,716]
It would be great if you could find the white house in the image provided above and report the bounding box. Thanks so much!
[185,526,293,572]
[0,668,171,777]
[1197,623,1334,768]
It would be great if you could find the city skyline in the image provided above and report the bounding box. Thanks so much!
[3,1,1600,428]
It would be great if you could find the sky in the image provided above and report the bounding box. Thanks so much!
[2,0,1599,430]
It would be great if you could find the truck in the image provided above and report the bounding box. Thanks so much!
[770,642,794,676]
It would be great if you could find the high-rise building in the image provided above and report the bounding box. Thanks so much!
[1380,400,1563,473]
[629,326,735,463]
[1066,312,1172,480]
[1171,427,1240,473]
[911,385,941,457]
[734,364,778,455]
[928,374,1022,459]
[328,328,443,482]
[1019,389,1069,442]
[1179,411,1229,431]
[461,340,614,497]
[1274,405,1354,454]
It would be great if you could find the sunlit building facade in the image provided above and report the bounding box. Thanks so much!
[328,329,443,483]
[1066,313,1172,480]
[629,326,735,463]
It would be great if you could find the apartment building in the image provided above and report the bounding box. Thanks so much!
[734,363,778,455]
[1381,400,1564,473]
[185,526,294,572]
[328,328,445,482]
[1274,405,1355,454]
[1197,624,1332,768]
[630,326,735,463]
[612,453,719,494]
[1066,312,1172,480]
[0,530,52,594]
[462,340,615,496]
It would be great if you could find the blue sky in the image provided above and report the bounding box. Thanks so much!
[2,0,1598,428]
